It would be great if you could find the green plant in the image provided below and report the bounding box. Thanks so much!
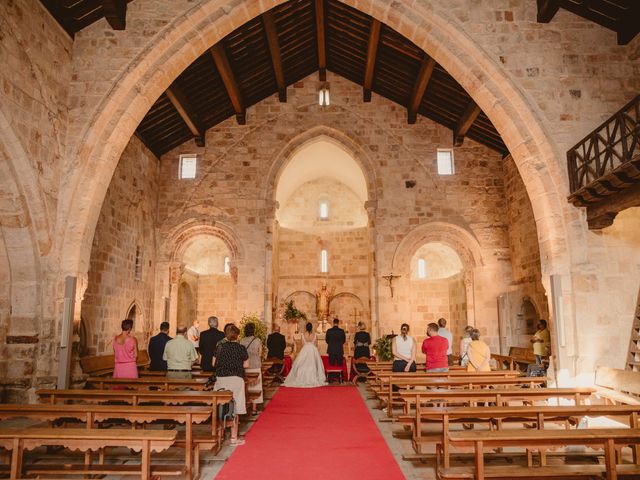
[283,300,307,322]
[373,335,393,361]
[239,312,267,352]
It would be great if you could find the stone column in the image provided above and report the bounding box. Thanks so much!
[365,200,380,339]
[168,262,184,333]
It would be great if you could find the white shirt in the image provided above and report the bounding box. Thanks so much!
[439,327,453,355]
[187,325,200,348]
[395,335,414,358]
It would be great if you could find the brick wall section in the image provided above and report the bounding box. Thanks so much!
[81,136,159,355]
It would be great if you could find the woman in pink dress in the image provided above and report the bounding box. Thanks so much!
[113,319,138,378]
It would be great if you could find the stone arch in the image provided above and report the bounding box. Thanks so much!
[264,127,378,205]
[168,222,243,264]
[60,0,571,293]
[391,222,483,276]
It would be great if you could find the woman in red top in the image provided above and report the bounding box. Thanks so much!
[421,323,449,372]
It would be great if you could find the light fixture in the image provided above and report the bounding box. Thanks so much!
[318,82,330,106]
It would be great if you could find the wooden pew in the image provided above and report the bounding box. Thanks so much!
[441,428,640,480]
[0,427,176,480]
[398,387,596,414]
[508,346,537,372]
[79,350,151,376]
[36,389,232,437]
[86,376,209,390]
[399,404,640,466]
[382,376,547,418]
[594,366,640,405]
[491,353,516,371]
[0,403,212,479]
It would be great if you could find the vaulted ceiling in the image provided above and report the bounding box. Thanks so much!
[136,0,509,156]
[41,0,639,158]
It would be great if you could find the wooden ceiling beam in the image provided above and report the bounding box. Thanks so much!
[210,43,246,125]
[363,19,381,102]
[453,100,482,146]
[536,0,559,23]
[407,54,435,124]
[165,83,206,147]
[262,11,287,102]
[315,0,327,81]
[102,0,127,30]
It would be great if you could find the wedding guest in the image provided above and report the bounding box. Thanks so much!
[467,328,491,372]
[214,325,249,445]
[240,323,263,415]
[148,321,171,371]
[459,325,474,367]
[437,318,453,366]
[353,322,371,358]
[531,319,550,365]
[267,325,286,359]
[392,323,416,372]
[187,319,200,354]
[163,325,198,378]
[199,316,225,372]
[113,319,138,378]
[421,323,449,373]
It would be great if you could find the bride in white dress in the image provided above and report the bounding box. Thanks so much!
[283,322,327,388]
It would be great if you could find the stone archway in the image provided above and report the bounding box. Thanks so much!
[59,0,570,288]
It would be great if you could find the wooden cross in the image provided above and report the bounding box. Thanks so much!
[349,308,361,324]
[382,273,401,298]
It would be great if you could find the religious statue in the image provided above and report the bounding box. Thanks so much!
[315,283,334,332]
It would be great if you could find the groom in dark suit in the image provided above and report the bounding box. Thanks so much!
[325,318,346,366]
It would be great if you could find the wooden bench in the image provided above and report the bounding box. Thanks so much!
[441,428,640,480]
[85,376,209,390]
[399,404,640,466]
[508,346,537,371]
[36,389,232,437]
[382,376,546,418]
[0,403,212,479]
[595,366,640,405]
[491,354,516,371]
[79,350,151,376]
[0,427,176,480]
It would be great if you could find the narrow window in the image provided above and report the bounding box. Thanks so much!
[179,154,197,179]
[436,149,454,175]
[320,249,328,273]
[417,258,427,279]
[223,256,230,274]
[319,200,329,219]
[134,246,143,281]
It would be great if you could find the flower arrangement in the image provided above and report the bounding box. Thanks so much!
[373,335,393,361]
[239,312,267,351]
[283,300,307,323]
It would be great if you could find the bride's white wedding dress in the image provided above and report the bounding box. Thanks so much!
[283,333,327,388]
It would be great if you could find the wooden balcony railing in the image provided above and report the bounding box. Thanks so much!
[567,94,640,228]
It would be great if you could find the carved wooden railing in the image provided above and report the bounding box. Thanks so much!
[568,94,640,202]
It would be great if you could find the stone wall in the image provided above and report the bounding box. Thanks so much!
[195,274,236,325]
[80,136,159,354]
[503,154,549,341]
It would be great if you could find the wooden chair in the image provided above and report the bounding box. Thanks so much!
[325,359,344,384]
[264,357,286,384]
[352,357,372,384]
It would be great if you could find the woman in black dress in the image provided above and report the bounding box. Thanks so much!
[353,322,371,359]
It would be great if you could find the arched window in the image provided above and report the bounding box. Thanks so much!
[223,256,230,274]
[319,199,329,219]
[417,258,427,279]
[320,249,328,273]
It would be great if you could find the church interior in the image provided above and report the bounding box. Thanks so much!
[1,0,639,478]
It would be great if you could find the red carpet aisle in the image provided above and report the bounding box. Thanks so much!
[215,386,405,480]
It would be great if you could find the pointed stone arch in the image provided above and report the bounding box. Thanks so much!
[59,0,571,290]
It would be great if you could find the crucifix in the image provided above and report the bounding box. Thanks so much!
[382,273,401,298]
